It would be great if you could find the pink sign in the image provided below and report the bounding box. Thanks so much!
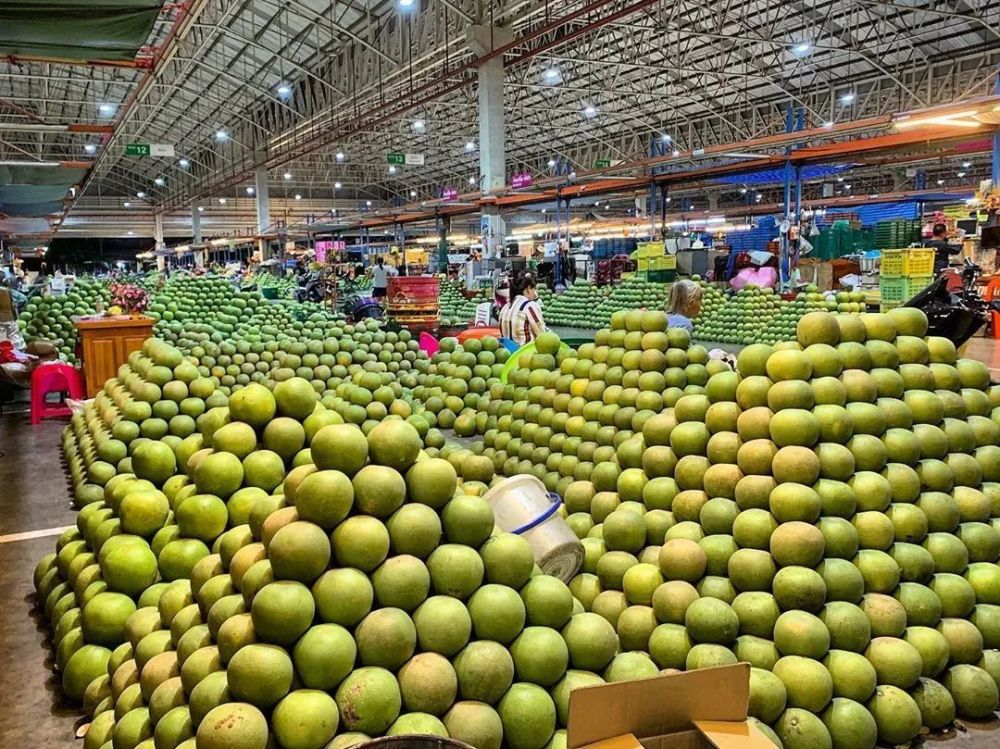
[512,172,533,189]
[315,240,333,263]
[442,188,458,201]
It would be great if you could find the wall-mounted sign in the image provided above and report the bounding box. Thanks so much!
[442,188,459,201]
[594,158,611,168]
[512,172,533,189]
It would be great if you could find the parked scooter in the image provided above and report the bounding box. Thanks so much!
[904,259,988,348]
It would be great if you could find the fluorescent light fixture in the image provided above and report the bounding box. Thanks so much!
[276,83,292,99]
[837,176,844,182]
[822,121,834,128]
[197,205,204,212]
[179,158,190,168]
[335,152,345,161]
[246,187,255,195]
[84,144,97,155]
[839,92,855,104]
[957,171,966,178]
[334,181,342,189]
[283,172,292,180]
[844,184,851,189]
[962,161,972,168]
[295,194,302,200]
[464,141,476,152]
[389,165,397,174]
[399,0,415,8]
[154,177,165,186]
[123,201,131,208]
[547,159,556,168]
[582,104,598,118]
[542,67,562,84]
[137,191,146,198]
[412,119,426,132]
[793,42,812,55]
[740,187,748,194]
[219,198,227,204]
[936,179,945,185]
[215,129,229,141]
[98,103,116,116]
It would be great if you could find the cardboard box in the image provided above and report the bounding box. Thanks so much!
[568,664,772,749]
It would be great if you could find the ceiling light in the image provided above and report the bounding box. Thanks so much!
[755,193,762,199]
[137,191,146,198]
[582,104,598,119]
[660,134,671,142]
[366,200,372,206]
[410,190,417,197]
[276,83,292,99]
[822,121,834,128]
[295,194,302,200]
[665,197,671,203]
[179,158,190,168]
[672,150,680,157]
[197,206,204,212]
[127,231,134,236]
[398,0,415,8]
[154,177,165,186]
[215,129,229,141]
[334,181,342,189]
[793,42,812,55]
[468,176,476,185]
[937,179,945,185]
[123,201,131,208]
[595,200,601,205]
[283,172,292,180]
[688,204,694,210]
[541,208,546,214]
[844,184,852,189]
[219,198,227,204]
[389,165,397,174]
[962,161,972,168]
[547,159,556,168]
[412,119,426,132]
[837,176,844,182]
[335,152,345,161]
[84,144,97,155]
[957,171,966,178]
[464,141,476,152]
[740,188,747,194]
[98,103,116,116]
[542,67,562,84]
[246,187,255,195]
[839,92,855,105]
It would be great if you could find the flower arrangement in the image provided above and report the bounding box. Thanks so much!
[108,282,149,315]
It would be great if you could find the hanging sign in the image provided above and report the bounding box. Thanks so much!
[404,153,425,166]
[512,173,533,189]
[442,188,459,201]
[594,159,612,168]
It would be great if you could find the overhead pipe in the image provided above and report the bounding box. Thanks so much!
[0,123,113,134]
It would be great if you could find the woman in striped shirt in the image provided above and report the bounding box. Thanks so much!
[500,272,547,346]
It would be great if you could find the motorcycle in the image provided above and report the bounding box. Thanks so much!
[904,258,988,347]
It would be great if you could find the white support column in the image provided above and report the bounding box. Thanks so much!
[191,200,206,268]
[154,213,166,271]
[467,25,512,259]
[255,163,271,258]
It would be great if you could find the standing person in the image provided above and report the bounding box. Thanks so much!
[666,279,703,333]
[923,223,961,274]
[500,272,546,346]
[371,256,390,299]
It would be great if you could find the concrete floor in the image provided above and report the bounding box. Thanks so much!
[1,330,1000,747]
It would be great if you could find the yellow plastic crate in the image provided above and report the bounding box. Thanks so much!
[637,242,665,258]
[636,257,651,271]
[650,255,677,270]
[881,248,935,277]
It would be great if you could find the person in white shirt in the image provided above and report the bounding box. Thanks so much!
[371,257,395,298]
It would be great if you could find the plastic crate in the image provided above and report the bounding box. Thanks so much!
[648,269,677,283]
[879,275,932,309]
[650,255,677,270]
[880,249,935,277]
[387,276,439,304]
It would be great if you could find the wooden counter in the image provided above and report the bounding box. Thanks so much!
[75,315,155,396]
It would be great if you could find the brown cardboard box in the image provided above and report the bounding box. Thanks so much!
[568,664,772,749]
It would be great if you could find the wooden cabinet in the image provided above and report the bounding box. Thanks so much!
[75,316,155,396]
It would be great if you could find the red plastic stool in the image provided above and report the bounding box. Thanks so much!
[31,362,84,424]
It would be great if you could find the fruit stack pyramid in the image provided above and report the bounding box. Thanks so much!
[541,282,608,328]
[476,307,1000,749]
[38,332,630,749]
[413,336,509,437]
[439,281,486,325]
[18,277,110,362]
[693,286,845,346]
[592,278,670,327]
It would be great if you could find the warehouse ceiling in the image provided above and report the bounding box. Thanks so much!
[1,0,999,243]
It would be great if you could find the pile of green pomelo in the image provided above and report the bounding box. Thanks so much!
[29,273,1000,749]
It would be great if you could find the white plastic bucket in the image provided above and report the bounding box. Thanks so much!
[483,474,584,583]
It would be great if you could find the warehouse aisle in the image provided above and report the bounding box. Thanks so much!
[0,413,78,748]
